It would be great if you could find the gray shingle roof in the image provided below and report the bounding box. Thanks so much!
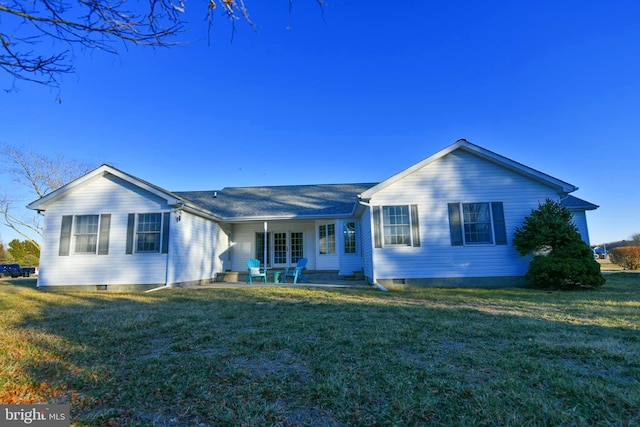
[175,183,377,219]
[561,195,599,211]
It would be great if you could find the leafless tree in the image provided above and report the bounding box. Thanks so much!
[1,0,326,89]
[0,145,96,249]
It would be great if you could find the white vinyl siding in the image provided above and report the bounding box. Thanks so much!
[570,211,591,246]
[360,209,374,281]
[169,210,227,285]
[367,149,565,280]
[37,175,173,288]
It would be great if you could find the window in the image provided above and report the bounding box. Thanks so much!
[319,224,336,254]
[59,214,111,256]
[462,203,493,243]
[448,202,507,246]
[136,213,162,252]
[344,222,356,254]
[126,212,170,254]
[74,215,99,253]
[383,206,411,246]
[372,205,420,248]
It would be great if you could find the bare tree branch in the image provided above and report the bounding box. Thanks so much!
[0,145,96,248]
[1,0,328,89]
[0,192,42,249]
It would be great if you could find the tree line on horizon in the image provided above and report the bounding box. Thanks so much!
[594,233,640,251]
[0,239,40,267]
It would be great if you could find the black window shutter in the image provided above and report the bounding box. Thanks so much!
[372,206,382,248]
[126,213,135,254]
[410,204,421,247]
[161,212,170,254]
[59,215,73,256]
[97,214,111,255]
[491,202,507,245]
[448,203,463,246]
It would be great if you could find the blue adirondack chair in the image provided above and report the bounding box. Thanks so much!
[283,258,309,284]
[246,258,267,284]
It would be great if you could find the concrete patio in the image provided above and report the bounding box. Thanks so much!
[181,280,370,289]
[176,269,370,289]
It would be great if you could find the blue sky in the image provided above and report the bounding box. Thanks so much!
[1,0,639,246]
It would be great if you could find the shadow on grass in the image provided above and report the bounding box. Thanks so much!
[0,277,38,288]
[2,275,639,426]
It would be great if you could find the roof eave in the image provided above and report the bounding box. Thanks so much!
[360,139,578,199]
[28,164,185,211]
[219,213,358,223]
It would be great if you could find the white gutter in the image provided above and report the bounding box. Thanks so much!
[358,199,388,292]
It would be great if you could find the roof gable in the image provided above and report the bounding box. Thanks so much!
[27,164,185,211]
[359,139,578,200]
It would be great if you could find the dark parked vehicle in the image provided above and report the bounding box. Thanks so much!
[21,267,36,277]
[0,264,35,277]
[1,264,22,278]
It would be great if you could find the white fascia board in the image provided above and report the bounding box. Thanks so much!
[359,141,464,200]
[181,205,223,221]
[359,139,577,200]
[221,213,356,223]
[27,164,183,211]
[461,142,578,194]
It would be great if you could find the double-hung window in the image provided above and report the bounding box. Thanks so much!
[448,202,507,246]
[136,213,162,252]
[126,212,170,254]
[59,214,111,256]
[74,215,99,253]
[372,205,420,248]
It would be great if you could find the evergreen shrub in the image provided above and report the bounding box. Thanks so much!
[513,199,605,290]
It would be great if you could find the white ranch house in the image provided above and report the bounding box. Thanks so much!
[28,139,598,291]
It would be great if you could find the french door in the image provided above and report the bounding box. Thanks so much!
[272,232,304,268]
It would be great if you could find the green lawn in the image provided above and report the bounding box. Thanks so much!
[1,274,638,426]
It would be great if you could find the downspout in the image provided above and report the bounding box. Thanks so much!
[358,199,388,292]
[146,204,183,293]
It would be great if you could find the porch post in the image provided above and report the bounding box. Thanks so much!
[263,221,268,267]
